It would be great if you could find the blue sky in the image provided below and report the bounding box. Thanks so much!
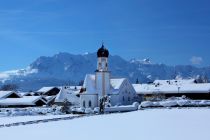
[0,0,210,71]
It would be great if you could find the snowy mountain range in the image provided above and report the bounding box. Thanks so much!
[0,52,210,91]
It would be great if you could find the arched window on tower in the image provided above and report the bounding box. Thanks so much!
[89,100,92,108]
[83,101,86,108]
[128,97,130,102]
[123,96,125,102]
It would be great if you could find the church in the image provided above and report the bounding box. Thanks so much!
[80,44,137,109]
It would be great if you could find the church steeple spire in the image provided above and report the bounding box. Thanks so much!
[96,43,109,71]
[97,43,109,58]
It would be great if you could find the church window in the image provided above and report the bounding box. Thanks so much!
[83,101,86,108]
[123,96,125,101]
[89,100,92,108]
[128,97,130,101]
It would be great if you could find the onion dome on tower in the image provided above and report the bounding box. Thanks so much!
[97,44,109,58]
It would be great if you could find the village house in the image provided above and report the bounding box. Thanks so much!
[54,86,81,106]
[0,91,46,107]
[133,79,210,101]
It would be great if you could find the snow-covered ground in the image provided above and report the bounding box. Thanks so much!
[0,114,75,125]
[140,97,210,108]
[0,108,210,140]
[0,107,64,117]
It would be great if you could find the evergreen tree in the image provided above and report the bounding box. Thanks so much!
[136,78,139,84]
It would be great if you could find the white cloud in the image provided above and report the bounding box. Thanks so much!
[0,67,38,83]
[190,56,203,65]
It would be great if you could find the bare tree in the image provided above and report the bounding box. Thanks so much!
[61,98,72,114]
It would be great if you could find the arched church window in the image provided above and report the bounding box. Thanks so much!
[83,101,85,108]
[123,96,125,101]
[128,97,130,101]
[89,100,92,108]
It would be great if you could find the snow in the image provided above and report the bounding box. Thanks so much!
[37,87,57,93]
[44,96,55,101]
[0,91,21,99]
[140,97,210,108]
[0,96,45,106]
[67,86,82,91]
[18,92,32,97]
[0,67,38,83]
[110,78,125,89]
[179,83,210,93]
[130,58,152,64]
[104,102,139,112]
[55,87,79,104]
[153,79,196,85]
[133,83,210,95]
[83,75,128,94]
[0,114,72,124]
[0,108,210,140]
[0,107,64,117]
[83,74,96,94]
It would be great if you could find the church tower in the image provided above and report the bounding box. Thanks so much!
[95,43,110,97]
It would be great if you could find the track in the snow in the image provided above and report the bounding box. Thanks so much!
[0,115,85,128]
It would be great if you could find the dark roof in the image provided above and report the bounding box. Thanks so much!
[97,44,109,58]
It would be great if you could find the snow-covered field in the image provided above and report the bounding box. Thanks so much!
[0,107,64,117]
[0,114,75,124]
[0,108,210,140]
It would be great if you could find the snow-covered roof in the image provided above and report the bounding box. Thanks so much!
[18,92,32,97]
[65,86,82,90]
[44,96,56,103]
[179,83,210,94]
[61,86,81,94]
[0,96,46,106]
[133,83,210,95]
[83,74,96,94]
[44,96,55,101]
[153,79,196,86]
[37,87,59,93]
[82,74,130,95]
[110,78,125,90]
[31,92,40,96]
[55,87,79,104]
[0,91,21,99]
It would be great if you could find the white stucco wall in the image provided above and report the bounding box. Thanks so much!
[80,94,98,109]
[109,94,120,106]
[118,79,136,105]
[97,57,108,71]
[96,72,110,97]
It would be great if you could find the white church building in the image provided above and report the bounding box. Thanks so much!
[80,44,137,109]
